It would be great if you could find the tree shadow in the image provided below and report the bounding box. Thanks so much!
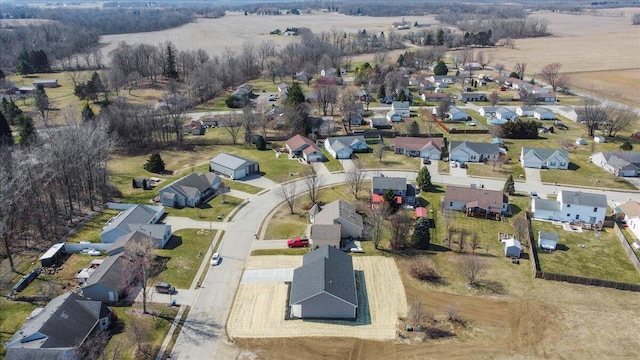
[476,279,506,295]
[568,162,580,171]
[427,244,452,252]
[428,184,446,194]
[510,204,523,216]
[556,244,570,251]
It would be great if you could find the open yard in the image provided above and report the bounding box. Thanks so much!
[65,209,120,243]
[227,255,407,340]
[356,146,421,171]
[164,195,242,222]
[532,220,640,284]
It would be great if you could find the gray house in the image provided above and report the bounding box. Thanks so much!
[590,152,640,177]
[5,292,111,360]
[449,141,500,163]
[311,200,364,240]
[289,245,357,319]
[99,204,168,244]
[458,92,487,102]
[371,175,416,206]
[209,153,259,180]
[158,172,221,208]
[81,252,134,303]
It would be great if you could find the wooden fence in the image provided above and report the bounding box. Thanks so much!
[613,223,640,273]
[433,115,489,134]
[525,213,640,292]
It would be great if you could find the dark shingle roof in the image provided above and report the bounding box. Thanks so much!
[372,176,406,192]
[290,246,357,307]
[84,252,130,289]
[559,190,607,208]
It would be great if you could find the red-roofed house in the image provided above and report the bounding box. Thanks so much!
[286,134,324,162]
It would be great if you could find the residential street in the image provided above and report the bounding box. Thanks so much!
[168,166,637,359]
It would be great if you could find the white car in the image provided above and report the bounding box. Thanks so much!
[210,253,221,266]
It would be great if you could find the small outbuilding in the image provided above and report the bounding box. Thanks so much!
[502,238,522,258]
[39,243,65,267]
[538,231,559,251]
[575,137,586,145]
[594,135,606,143]
[209,153,259,180]
[132,177,151,190]
[414,207,427,220]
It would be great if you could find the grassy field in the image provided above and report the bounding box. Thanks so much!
[0,299,38,357]
[531,220,640,284]
[465,160,525,180]
[222,179,263,194]
[151,228,216,289]
[321,148,344,172]
[106,304,178,360]
[356,146,420,171]
[66,209,120,243]
[164,195,242,222]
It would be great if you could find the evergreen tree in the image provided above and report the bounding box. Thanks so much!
[0,111,13,146]
[255,135,267,150]
[503,175,515,195]
[16,115,36,146]
[383,189,400,213]
[30,50,51,73]
[16,60,33,76]
[87,71,104,102]
[0,68,4,79]
[285,82,305,105]
[144,152,166,173]
[416,166,432,191]
[32,86,49,122]
[81,103,95,122]
[433,61,448,76]
[412,217,431,250]
[164,43,179,79]
[2,99,22,125]
[408,121,420,136]
[436,29,445,46]
[377,84,386,100]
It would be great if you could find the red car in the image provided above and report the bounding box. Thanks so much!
[287,237,310,248]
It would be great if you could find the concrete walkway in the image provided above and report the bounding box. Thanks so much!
[251,239,290,250]
[312,161,331,176]
[239,174,279,189]
[163,216,228,232]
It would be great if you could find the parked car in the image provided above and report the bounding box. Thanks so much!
[287,237,310,248]
[210,253,221,266]
[155,282,175,294]
[459,163,467,169]
[530,191,538,198]
[268,95,277,101]
[422,158,431,165]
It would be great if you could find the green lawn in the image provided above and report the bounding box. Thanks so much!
[164,195,242,221]
[106,304,178,360]
[152,228,216,289]
[0,299,37,357]
[321,148,344,172]
[66,210,120,243]
[532,220,640,284]
[356,146,420,171]
[465,161,525,180]
[251,248,310,256]
[222,179,263,194]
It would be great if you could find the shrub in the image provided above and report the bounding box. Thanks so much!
[408,257,444,284]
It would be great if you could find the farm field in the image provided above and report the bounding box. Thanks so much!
[227,255,407,340]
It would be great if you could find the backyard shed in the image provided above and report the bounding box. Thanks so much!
[594,135,606,143]
[414,207,427,220]
[502,238,522,258]
[39,243,65,267]
[538,231,559,251]
[575,137,586,145]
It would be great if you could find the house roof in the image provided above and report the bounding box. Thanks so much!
[314,199,364,231]
[415,207,427,218]
[84,252,130,289]
[326,135,366,149]
[286,134,320,154]
[6,292,110,353]
[538,231,559,241]
[127,224,169,241]
[391,101,410,110]
[533,198,560,212]
[370,117,390,127]
[596,152,640,171]
[372,175,406,192]
[107,230,149,255]
[448,106,468,117]
[522,147,569,162]
[422,92,449,99]
[371,193,402,204]
[450,141,499,155]
[290,245,357,307]
[458,92,486,99]
[310,224,342,241]
[619,201,640,218]
[558,190,608,208]
[210,153,257,170]
[160,172,219,200]
[101,204,163,237]
[444,186,508,212]
[503,238,522,249]
[392,137,442,152]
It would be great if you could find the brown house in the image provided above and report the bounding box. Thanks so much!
[443,185,509,219]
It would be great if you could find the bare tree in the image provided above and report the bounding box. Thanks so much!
[457,254,486,287]
[389,213,412,250]
[32,87,50,126]
[540,62,568,92]
[315,83,338,116]
[408,298,427,328]
[494,63,505,74]
[339,87,359,132]
[449,53,462,70]
[603,104,637,137]
[475,50,492,69]
[513,62,527,80]
[469,233,481,254]
[437,98,452,121]
[278,180,298,214]
[75,328,111,360]
[513,215,530,247]
[346,159,367,199]
[128,317,153,356]
[241,104,257,144]
[374,143,385,162]
[366,205,387,250]
[220,115,243,145]
[125,234,156,314]
[302,166,324,203]
[578,98,607,137]
[460,47,474,67]
[489,90,499,106]
[421,107,436,137]
[457,229,467,253]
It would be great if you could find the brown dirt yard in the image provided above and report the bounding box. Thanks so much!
[227,255,408,341]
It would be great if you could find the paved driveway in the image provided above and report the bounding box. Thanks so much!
[136,287,199,306]
[450,164,468,178]
[524,167,542,184]
[251,239,290,250]
[241,268,294,284]
[239,174,279,188]
[163,216,228,231]
[312,161,332,176]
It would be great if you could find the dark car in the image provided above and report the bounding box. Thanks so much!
[155,282,175,294]
[422,158,431,165]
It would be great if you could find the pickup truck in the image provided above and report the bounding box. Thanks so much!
[287,237,310,248]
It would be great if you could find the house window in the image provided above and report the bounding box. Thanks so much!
[567,213,570,217]
[593,207,597,212]
[575,214,580,220]
[560,162,566,167]
[449,202,453,207]
[549,162,556,166]
[567,204,570,208]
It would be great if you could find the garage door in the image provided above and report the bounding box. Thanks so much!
[235,168,246,179]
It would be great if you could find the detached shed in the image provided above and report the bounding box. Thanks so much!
[414,207,427,220]
[538,231,559,251]
[575,137,586,145]
[132,177,151,190]
[502,238,522,258]
[39,243,65,267]
[594,135,606,143]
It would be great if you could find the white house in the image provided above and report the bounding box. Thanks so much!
[449,141,500,163]
[324,135,368,159]
[590,152,640,177]
[478,106,497,118]
[495,107,516,121]
[533,107,555,120]
[391,137,443,160]
[532,190,607,224]
[516,105,537,117]
[391,101,410,118]
[320,68,337,76]
[446,106,469,122]
[286,134,324,162]
[619,201,640,240]
[575,137,586,145]
[99,204,167,244]
[538,231,559,251]
[520,147,569,170]
[386,110,403,123]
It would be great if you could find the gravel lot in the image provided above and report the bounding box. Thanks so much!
[228,256,407,340]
